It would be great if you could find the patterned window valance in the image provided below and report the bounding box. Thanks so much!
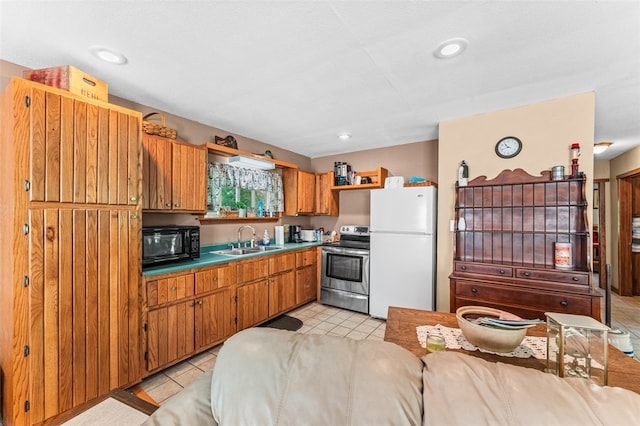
[207,162,283,213]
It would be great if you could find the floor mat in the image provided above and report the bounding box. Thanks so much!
[259,314,303,331]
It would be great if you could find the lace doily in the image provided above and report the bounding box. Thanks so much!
[416,324,548,359]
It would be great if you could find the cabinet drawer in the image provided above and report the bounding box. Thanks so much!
[147,273,195,308]
[455,262,513,278]
[515,268,588,285]
[195,264,231,294]
[269,252,296,274]
[296,249,316,268]
[236,258,269,284]
[454,281,592,314]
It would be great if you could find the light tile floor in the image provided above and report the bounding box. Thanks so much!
[137,294,640,405]
[137,302,386,404]
[609,292,640,361]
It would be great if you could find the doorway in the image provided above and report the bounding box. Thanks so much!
[617,171,640,296]
[593,179,607,290]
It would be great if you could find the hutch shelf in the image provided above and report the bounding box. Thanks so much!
[449,168,601,321]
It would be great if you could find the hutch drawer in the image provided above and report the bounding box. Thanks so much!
[515,267,589,286]
[453,280,594,317]
[455,261,513,277]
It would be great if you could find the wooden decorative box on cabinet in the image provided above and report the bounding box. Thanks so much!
[142,134,208,213]
[0,78,142,426]
[449,169,601,321]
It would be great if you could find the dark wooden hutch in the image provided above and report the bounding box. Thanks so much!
[449,169,602,320]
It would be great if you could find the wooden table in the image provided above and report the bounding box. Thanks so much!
[384,306,640,394]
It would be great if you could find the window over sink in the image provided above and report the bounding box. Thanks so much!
[208,162,283,217]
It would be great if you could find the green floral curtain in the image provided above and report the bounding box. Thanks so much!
[208,162,283,213]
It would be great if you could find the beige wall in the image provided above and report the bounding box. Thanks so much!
[608,146,640,291]
[437,93,596,312]
[309,141,438,232]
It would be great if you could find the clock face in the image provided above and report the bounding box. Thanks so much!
[495,137,522,158]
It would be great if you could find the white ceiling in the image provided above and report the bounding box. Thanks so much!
[1,1,639,160]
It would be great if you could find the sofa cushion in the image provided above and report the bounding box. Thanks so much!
[421,351,640,425]
[210,328,424,425]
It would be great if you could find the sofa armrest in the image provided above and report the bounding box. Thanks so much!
[142,370,217,426]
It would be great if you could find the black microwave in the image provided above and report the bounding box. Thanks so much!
[142,225,200,267]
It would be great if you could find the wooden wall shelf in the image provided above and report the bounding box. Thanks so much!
[331,167,388,190]
[206,142,298,169]
[197,216,281,224]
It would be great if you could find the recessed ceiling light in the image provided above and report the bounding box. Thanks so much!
[90,46,128,65]
[434,38,468,59]
[594,142,613,154]
[338,133,352,141]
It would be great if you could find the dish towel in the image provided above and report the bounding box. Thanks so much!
[416,324,548,359]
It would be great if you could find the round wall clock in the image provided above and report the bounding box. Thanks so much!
[495,136,522,159]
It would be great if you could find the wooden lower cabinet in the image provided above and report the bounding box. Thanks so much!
[296,265,317,305]
[147,300,195,372]
[237,279,270,330]
[143,248,320,376]
[195,288,235,349]
[144,265,235,373]
[269,271,296,316]
[296,248,318,305]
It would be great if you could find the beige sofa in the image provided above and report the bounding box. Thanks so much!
[144,328,640,425]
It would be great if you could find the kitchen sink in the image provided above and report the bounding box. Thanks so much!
[212,246,283,256]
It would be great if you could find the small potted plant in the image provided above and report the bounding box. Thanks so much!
[236,201,247,218]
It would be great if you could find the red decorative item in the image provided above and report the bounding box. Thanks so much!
[570,143,581,178]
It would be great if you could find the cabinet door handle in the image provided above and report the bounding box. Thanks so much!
[572,277,579,281]
[130,196,138,202]
[189,302,195,307]
[560,300,569,307]
[198,300,203,305]
[499,269,505,274]
[461,265,467,271]
[471,287,478,294]
[165,203,171,207]
[523,272,530,277]
[174,203,181,208]
[171,286,177,292]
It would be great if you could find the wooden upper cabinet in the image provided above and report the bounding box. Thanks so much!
[28,84,141,206]
[282,169,315,215]
[315,172,339,216]
[142,135,207,212]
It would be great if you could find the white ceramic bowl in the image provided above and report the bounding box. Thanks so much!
[456,306,527,353]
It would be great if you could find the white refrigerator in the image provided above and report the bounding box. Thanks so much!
[369,186,437,319]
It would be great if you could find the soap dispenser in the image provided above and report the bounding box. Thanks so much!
[262,229,270,245]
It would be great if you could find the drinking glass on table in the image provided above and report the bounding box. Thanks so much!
[426,333,446,353]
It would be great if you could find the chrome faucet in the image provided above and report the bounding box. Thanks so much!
[237,225,257,248]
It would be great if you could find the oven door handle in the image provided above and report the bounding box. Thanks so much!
[322,246,369,256]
